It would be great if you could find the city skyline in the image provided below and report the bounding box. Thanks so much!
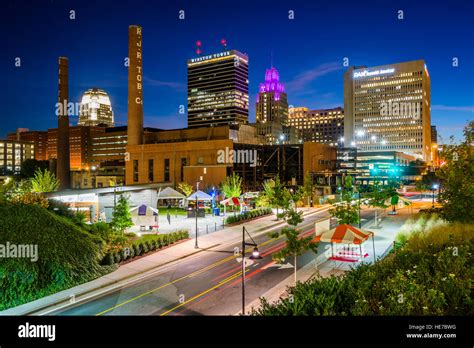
[3,0,474,142]
[0,1,473,338]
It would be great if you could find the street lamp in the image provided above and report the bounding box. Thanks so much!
[241,226,262,315]
[432,184,439,208]
[195,181,200,249]
[357,187,362,228]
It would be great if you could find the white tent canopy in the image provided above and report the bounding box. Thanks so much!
[157,187,186,200]
[129,204,158,232]
[187,190,212,201]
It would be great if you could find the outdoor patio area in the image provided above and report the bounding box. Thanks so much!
[152,208,227,235]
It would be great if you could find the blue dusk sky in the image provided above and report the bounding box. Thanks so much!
[2,0,473,142]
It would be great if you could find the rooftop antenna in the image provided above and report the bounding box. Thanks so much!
[270,50,274,68]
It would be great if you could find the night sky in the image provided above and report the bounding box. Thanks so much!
[2,0,473,142]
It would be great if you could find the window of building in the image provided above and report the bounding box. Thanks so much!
[133,160,139,182]
[148,159,154,182]
[180,157,187,182]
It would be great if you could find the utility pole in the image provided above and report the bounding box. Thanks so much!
[195,181,200,249]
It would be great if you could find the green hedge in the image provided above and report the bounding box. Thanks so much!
[253,220,474,316]
[101,230,189,266]
[224,208,273,225]
[0,202,108,311]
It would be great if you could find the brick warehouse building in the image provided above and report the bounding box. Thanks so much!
[125,124,336,191]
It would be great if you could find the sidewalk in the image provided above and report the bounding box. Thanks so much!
[0,207,327,316]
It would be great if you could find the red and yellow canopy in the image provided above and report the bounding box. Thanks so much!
[312,224,372,245]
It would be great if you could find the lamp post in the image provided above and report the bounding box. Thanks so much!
[241,226,262,315]
[195,181,200,249]
[432,184,439,208]
[358,187,362,228]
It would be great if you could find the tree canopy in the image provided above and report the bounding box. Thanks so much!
[220,172,242,198]
[436,121,474,223]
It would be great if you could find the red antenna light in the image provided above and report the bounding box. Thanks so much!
[220,38,227,48]
[195,40,202,55]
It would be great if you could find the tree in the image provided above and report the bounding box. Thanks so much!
[272,207,318,283]
[30,168,59,193]
[177,182,193,197]
[436,121,474,223]
[367,181,391,227]
[289,186,305,211]
[0,177,16,202]
[263,175,289,219]
[220,172,242,198]
[110,194,134,235]
[2,178,49,208]
[415,180,430,199]
[390,194,400,213]
[329,175,360,225]
[255,192,270,208]
[303,172,315,206]
[19,159,49,178]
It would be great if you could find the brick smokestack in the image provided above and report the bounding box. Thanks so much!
[57,57,71,190]
[127,25,143,146]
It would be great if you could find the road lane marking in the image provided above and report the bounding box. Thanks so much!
[160,271,244,316]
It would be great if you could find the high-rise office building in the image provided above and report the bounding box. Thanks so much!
[187,50,249,128]
[344,60,431,162]
[431,125,438,144]
[288,107,344,146]
[78,88,114,127]
[256,66,288,124]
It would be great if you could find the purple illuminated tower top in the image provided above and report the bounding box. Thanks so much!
[258,67,285,101]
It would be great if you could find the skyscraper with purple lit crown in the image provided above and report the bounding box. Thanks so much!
[256,66,288,124]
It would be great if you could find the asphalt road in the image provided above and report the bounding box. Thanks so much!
[50,208,376,316]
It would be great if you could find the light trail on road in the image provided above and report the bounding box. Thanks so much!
[94,217,319,316]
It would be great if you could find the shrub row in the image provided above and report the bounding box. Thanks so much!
[224,208,273,225]
[101,230,189,265]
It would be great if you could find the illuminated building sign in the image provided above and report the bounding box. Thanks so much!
[190,51,231,63]
[134,26,142,105]
[353,68,395,78]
